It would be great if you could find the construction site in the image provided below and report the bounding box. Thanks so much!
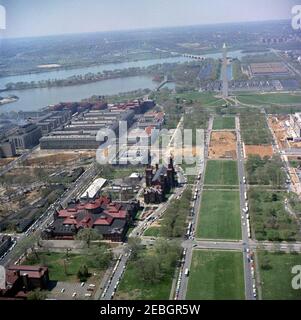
[24,148,96,167]
[268,115,301,197]
[209,131,237,160]
[244,145,274,158]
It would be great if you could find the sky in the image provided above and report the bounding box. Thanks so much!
[0,0,299,38]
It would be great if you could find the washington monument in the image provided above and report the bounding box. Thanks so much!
[222,43,229,98]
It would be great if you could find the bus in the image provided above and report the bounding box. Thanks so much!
[185,222,192,239]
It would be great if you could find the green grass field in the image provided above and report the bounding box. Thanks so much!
[144,226,161,237]
[204,160,239,186]
[25,252,101,282]
[258,251,301,300]
[176,92,224,107]
[213,116,236,130]
[236,92,301,106]
[180,163,197,184]
[186,250,245,300]
[115,259,173,300]
[197,190,241,240]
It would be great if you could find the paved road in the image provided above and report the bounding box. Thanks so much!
[0,146,39,177]
[176,116,213,300]
[0,162,99,267]
[101,250,130,300]
[180,239,301,252]
[235,116,256,300]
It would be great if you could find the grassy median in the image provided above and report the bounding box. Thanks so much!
[187,250,245,300]
[197,190,241,240]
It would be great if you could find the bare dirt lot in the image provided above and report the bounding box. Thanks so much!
[209,131,237,160]
[25,150,95,167]
[268,116,289,150]
[0,158,14,168]
[245,145,274,158]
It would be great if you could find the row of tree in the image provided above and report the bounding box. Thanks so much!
[159,187,192,238]
[249,188,300,242]
[128,238,181,284]
[246,155,286,187]
[240,112,271,145]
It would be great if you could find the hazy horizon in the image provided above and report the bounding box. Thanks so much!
[1,18,293,41]
[0,0,299,38]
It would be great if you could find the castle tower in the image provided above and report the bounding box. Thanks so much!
[145,166,153,187]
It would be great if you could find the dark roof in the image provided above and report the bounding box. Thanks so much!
[152,165,167,182]
[93,218,126,235]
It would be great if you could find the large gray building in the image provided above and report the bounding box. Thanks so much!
[9,123,42,150]
[40,109,135,150]
[19,110,72,135]
[0,140,16,158]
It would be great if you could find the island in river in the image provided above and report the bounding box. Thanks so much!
[0,95,19,106]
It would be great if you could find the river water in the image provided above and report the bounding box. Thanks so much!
[0,50,267,113]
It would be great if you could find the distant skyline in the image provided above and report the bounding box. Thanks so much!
[0,0,299,38]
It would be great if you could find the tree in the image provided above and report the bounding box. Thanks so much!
[272,193,278,202]
[76,228,103,248]
[127,237,143,260]
[135,255,162,284]
[260,255,272,271]
[87,245,112,269]
[77,265,90,282]
[27,289,48,300]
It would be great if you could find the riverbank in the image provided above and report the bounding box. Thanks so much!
[0,96,19,105]
[2,70,148,92]
[0,53,178,80]
[0,75,158,113]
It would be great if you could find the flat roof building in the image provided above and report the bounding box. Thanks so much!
[80,178,107,200]
[9,123,42,150]
[40,109,135,150]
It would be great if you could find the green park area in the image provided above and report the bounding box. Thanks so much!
[213,116,236,130]
[144,187,192,239]
[196,190,241,240]
[186,250,245,300]
[258,251,301,300]
[144,226,161,237]
[176,91,224,107]
[236,92,301,106]
[24,246,111,282]
[115,240,181,300]
[240,112,271,145]
[249,188,300,242]
[204,160,238,186]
